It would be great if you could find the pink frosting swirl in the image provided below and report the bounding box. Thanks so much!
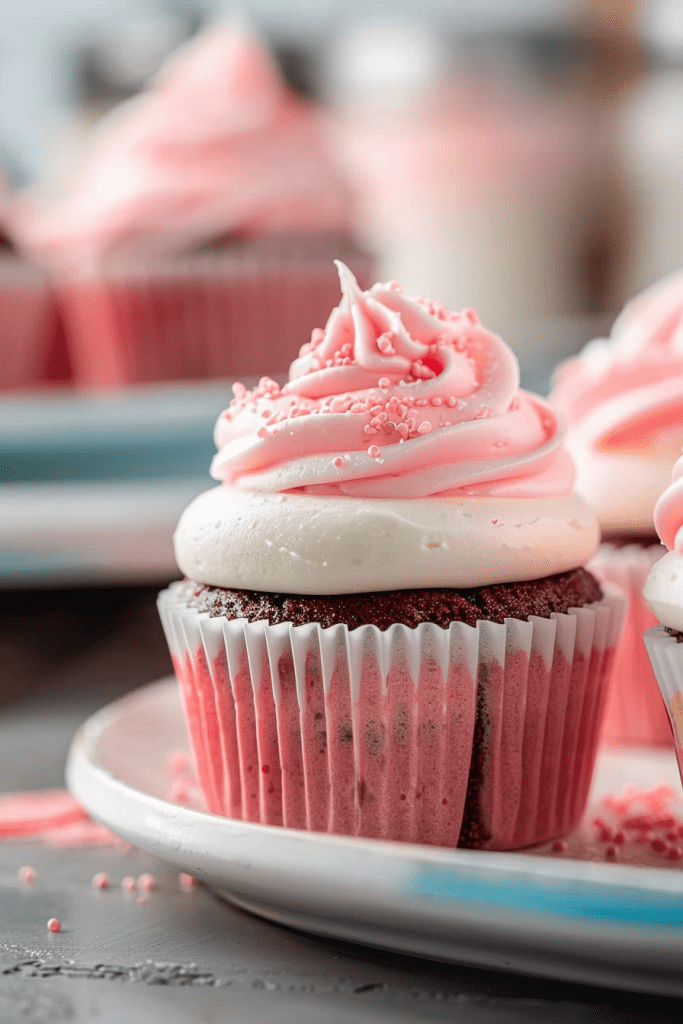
[552,269,683,457]
[11,22,350,270]
[654,454,683,554]
[211,263,574,499]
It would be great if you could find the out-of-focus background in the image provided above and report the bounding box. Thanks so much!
[1,0,681,706]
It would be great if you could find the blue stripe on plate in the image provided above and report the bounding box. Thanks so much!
[403,867,683,928]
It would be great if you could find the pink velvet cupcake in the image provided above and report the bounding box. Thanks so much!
[644,454,683,761]
[11,22,370,388]
[551,269,683,746]
[158,263,624,851]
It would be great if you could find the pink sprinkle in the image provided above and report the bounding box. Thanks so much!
[551,840,567,853]
[91,872,110,890]
[430,396,443,406]
[417,422,432,435]
[651,838,667,853]
[332,457,344,469]
[47,918,61,933]
[170,778,191,804]
[378,377,390,389]
[179,873,196,892]
[167,751,190,776]
[137,896,148,906]
[446,396,458,408]
[18,865,36,884]
[367,445,381,459]
[137,873,156,892]
[121,876,136,893]
[622,816,653,831]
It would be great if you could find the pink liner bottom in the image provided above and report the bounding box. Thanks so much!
[57,255,374,388]
[159,585,624,851]
[590,543,671,746]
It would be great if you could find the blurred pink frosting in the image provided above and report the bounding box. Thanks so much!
[551,270,683,532]
[10,22,351,272]
[552,270,683,455]
[210,262,574,499]
[654,455,683,554]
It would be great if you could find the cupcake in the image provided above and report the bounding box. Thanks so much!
[644,454,683,759]
[551,269,683,745]
[0,176,61,391]
[11,22,371,388]
[158,263,624,851]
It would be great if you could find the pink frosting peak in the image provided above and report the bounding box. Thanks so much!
[211,263,574,499]
[11,22,350,270]
[552,269,683,456]
[654,454,683,553]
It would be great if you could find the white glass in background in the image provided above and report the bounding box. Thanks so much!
[326,16,597,356]
[620,0,683,299]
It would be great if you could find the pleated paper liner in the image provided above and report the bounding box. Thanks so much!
[644,626,683,777]
[158,582,624,851]
[0,254,59,390]
[55,242,375,388]
[590,542,670,746]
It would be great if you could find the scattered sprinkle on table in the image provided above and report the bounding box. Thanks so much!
[47,918,61,933]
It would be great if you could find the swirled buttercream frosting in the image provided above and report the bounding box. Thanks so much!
[211,262,574,499]
[174,263,598,593]
[11,22,349,270]
[552,269,683,534]
[645,453,683,630]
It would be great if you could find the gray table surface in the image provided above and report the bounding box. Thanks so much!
[1,584,683,1023]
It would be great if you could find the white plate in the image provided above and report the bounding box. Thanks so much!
[67,677,683,997]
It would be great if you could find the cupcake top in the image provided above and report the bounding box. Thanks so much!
[551,269,683,536]
[644,452,683,629]
[175,263,598,594]
[11,22,350,273]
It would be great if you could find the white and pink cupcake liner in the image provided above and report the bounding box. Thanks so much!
[57,248,374,388]
[158,583,624,851]
[589,542,670,746]
[643,626,683,763]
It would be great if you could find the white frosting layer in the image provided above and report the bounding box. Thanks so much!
[567,440,674,536]
[644,550,683,631]
[174,486,599,594]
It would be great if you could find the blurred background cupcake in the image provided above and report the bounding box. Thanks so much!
[9,19,372,388]
[551,268,683,746]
